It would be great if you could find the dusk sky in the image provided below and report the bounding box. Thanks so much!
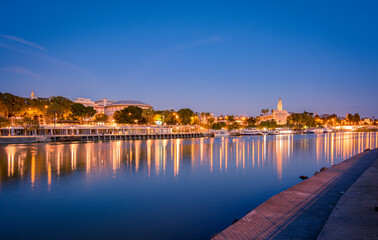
[1,1,377,117]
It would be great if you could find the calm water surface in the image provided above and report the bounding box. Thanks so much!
[1,132,377,239]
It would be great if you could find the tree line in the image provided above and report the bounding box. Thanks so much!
[0,92,374,134]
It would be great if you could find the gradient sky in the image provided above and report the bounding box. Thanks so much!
[1,1,378,117]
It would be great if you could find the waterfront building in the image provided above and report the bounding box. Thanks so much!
[258,98,290,125]
[74,97,153,117]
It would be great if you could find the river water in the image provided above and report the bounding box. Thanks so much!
[0,132,377,239]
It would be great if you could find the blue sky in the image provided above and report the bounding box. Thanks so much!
[1,1,378,117]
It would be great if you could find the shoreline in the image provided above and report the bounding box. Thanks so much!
[0,131,377,145]
[0,132,214,144]
[212,148,378,239]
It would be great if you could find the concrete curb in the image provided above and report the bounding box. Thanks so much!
[212,149,378,240]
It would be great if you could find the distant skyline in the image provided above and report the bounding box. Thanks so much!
[1,1,378,117]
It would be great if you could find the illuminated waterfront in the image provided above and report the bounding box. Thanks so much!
[0,132,377,239]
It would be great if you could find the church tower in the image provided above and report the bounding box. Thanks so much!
[277,98,283,111]
[31,91,38,100]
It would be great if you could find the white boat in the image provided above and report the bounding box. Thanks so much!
[269,129,293,135]
[240,129,260,135]
[278,129,293,135]
[310,128,325,133]
[213,130,230,137]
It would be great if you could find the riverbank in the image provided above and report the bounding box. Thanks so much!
[0,132,214,144]
[212,148,378,239]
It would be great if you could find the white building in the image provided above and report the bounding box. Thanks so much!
[74,98,153,117]
[259,98,290,125]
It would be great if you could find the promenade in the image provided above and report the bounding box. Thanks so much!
[212,149,378,240]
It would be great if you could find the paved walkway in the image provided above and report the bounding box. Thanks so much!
[317,153,378,240]
[212,149,378,240]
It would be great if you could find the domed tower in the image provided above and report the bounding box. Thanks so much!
[277,98,283,111]
[31,91,38,100]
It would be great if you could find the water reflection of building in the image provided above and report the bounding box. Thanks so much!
[1,133,378,190]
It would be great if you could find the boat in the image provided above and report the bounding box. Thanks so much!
[310,128,325,133]
[240,129,260,135]
[269,128,293,135]
[213,130,230,137]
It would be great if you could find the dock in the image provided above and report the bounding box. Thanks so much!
[0,125,214,144]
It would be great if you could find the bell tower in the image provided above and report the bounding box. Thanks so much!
[277,98,283,111]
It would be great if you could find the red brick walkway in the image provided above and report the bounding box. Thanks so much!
[212,149,378,240]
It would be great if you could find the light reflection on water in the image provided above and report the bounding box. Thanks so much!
[0,132,377,239]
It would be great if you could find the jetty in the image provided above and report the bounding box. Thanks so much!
[0,125,213,144]
[212,149,378,240]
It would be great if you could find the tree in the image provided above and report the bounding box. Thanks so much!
[113,106,144,124]
[346,113,361,124]
[155,110,179,125]
[207,116,215,125]
[46,102,65,122]
[71,103,96,121]
[0,92,27,117]
[211,122,226,130]
[0,100,9,117]
[71,103,86,120]
[246,117,257,127]
[16,116,39,136]
[0,117,10,136]
[227,122,241,131]
[177,108,194,125]
[85,106,97,119]
[287,112,316,129]
[48,96,73,119]
[142,109,155,124]
[257,120,277,129]
[93,113,109,122]
[261,109,270,116]
[227,115,235,123]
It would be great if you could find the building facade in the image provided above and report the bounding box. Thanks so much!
[74,98,153,117]
[258,98,290,125]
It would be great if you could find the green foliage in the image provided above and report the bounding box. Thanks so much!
[227,122,241,131]
[246,117,257,127]
[71,103,97,120]
[257,120,277,129]
[0,116,10,128]
[16,116,39,135]
[261,109,270,116]
[177,108,194,125]
[0,100,8,117]
[0,92,27,117]
[113,106,144,124]
[142,109,155,124]
[227,115,235,123]
[48,96,74,119]
[287,112,316,129]
[154,110,179,125]
[211,122,226,130]
[93,113,109,122]
[207,116,215,125]
[347,113,361,124]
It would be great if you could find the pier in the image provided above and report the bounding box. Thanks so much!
[0,125,213,144]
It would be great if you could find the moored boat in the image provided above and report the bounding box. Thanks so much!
[213,130,230,137]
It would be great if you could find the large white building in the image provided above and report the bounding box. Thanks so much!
[259,98,290,125]
[75,98,153,117]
